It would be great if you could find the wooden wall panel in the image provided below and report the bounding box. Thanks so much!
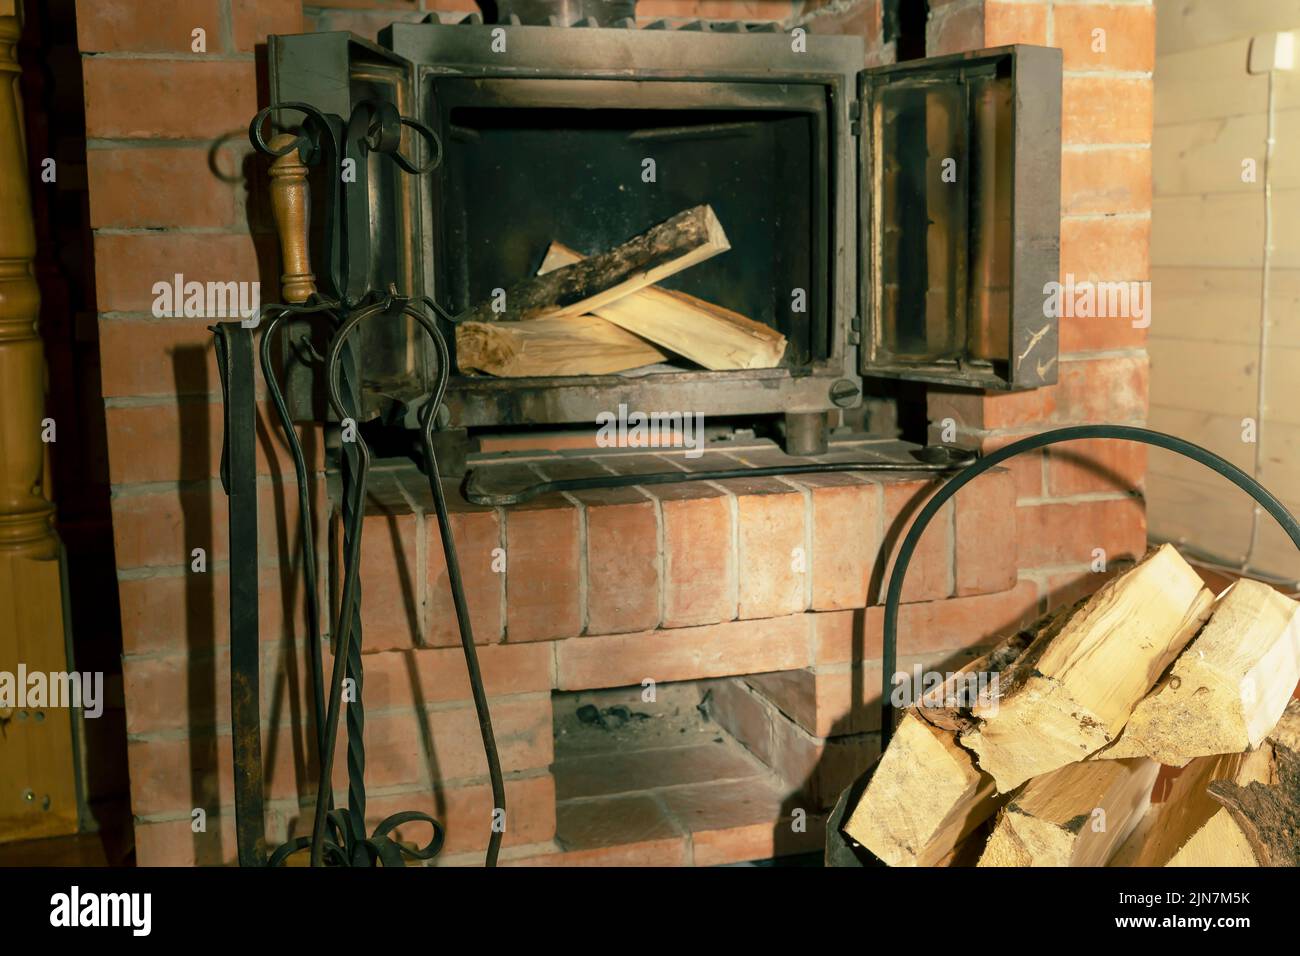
[1153,115,1267,195]
[1154,40,1265,123]
[1150,0,1300,579]
[1149,267,1262,345]
[1157,0,1300,56]
[1152,194,1264,268]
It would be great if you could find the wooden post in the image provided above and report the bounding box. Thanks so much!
[0,0,78,844]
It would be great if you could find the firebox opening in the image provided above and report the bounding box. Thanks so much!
[431,82,830,373]
[551,681,818,863]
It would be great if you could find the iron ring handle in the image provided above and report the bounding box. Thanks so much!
[877,424,1300,749]
[392,117,443,176]
[324,296,453,428]
[249,102,334,162]
[345,100,442,175]
[324,297,449,425]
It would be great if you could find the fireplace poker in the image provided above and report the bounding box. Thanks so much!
[464,446,979,507]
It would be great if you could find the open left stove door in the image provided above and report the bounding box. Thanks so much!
[857,44,1063,391]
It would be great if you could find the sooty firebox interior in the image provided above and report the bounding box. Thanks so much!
[435,84,827,367]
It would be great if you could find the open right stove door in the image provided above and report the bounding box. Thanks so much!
[857,44,1062,391]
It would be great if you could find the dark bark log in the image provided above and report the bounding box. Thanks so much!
[1208,743,1300,866]
[458,205,728,323]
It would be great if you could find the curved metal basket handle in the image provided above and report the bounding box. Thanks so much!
[879,423,1300,747]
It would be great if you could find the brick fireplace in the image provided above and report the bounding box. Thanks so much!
[79,0,1153,865]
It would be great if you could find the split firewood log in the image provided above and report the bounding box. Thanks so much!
[1113,701,1300,866]
[959,544,1213,792]
[1101,579,1300,767]
[977,757,1160,867]
[1203,700,1300,867]
[538,242,786,370]
[1112,747,1275,867]
[841,631,1032,866]
[455,314,667,377]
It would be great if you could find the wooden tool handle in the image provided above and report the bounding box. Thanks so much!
[266,132,316,304]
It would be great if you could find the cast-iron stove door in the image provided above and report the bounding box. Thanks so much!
[858,44,1062,390]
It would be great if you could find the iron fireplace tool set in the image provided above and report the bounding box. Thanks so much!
[212,99,504,867]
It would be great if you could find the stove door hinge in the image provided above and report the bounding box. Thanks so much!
[848,313,861,345]
[849,100,862,136]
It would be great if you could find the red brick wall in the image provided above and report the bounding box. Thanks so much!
[78,0,1151,865]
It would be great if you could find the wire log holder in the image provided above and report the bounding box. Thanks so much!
[819,424,1300,865]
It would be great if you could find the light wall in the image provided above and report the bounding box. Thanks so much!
[1150,0,1300,579]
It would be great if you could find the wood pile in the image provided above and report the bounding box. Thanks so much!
[843,543,1300,866]
[454,205,787,377]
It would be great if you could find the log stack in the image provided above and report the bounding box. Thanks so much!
[842,543,1300,867]
[454,205,788,377]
